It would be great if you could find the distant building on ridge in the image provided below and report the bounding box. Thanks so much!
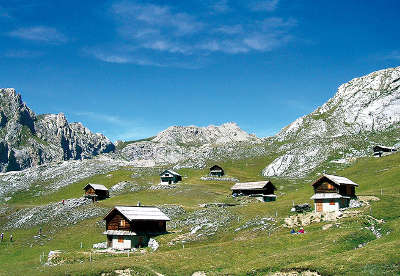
[83,183,109,201]
[159,169,182,184]
[231,180,277,202]
[209,165,224,177]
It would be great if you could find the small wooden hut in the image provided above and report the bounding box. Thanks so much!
[209,165,224,177]
[373,145,397,157]
[103,206,170,249]
[310,174,358,212]
[231,181,277,201]
[83,183,109,201]
[160,169,182,184]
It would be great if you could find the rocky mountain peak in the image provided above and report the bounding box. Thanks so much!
[152,122,258,145]
[264,66,400,178]
[0,88,115,172]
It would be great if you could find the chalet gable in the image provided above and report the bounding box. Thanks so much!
[83,183,108,191]
[210,165,223,171]
[160,169,181,177]
[312,174,358,188]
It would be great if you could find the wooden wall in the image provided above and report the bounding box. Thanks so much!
[314,180,338,193]
[106,212,132,231]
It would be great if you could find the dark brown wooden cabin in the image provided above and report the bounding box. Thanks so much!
[231,181,276,196]
[311,174,357,198]
[103,206,170,249]
[83,183,109,201]
[209,165,224,177]
[104,206,170,234]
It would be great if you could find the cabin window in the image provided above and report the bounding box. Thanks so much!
[120,220,126,227]
[329,201,335,205]
[118,236,124,243]
[327,183,334,190]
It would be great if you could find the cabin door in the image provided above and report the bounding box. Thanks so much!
[316,200,323,212]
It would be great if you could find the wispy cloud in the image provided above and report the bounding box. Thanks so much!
[3,49,43,58]
[382,50,400,61]
[211,0,231,14]
[87,0,296,67]
[8,26,68,44]
[249,0,280,12]
[72,111,159,141]
[0,5,11,18]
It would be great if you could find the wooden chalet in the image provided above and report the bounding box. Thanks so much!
[83,183,109,201]
[373,145,397,157]
[310,174,358,213]
[209,165,224,177]
[231,181,277,202]
[103,206,170,250]
[160,169,182,184]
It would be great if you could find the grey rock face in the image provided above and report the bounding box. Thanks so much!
[120,123,265,168]
[263,66,400,177]
[0,88,115,172]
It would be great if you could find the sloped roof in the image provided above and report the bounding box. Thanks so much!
[373,145,397,151]
[105,206,170,221]
[160,169,181,176]
[231,181,275,190]
[83,183,108,191]
[312,174,358,187]
[210,165,223,171]
[323,174,358,186]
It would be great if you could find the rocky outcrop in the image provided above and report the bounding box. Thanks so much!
[152,122,258,145]
[0,88,115,172]
[263,66,400,177]
[119,123,265,168]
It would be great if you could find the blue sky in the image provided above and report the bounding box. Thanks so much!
[0,0,399,141]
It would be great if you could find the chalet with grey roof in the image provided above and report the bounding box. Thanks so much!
[103,206,170,250]
[83,183,109,201]
[311,174,358,212]
[231,181,276,201]
[209,165,224,177]
[160,169,182,184]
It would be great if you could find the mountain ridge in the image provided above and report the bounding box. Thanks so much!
[0,88,115,172]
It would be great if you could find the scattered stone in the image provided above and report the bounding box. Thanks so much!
[200,176,239,182]
[322,224,333,230]
[192,272,207,276]
[148,238,159,251]
[46,250,63,266]
[93,242,107,249]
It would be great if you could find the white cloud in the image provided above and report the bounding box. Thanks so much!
[3,49,43,58]
[211,0,231,13]
[8,26,68,44]
[249,0,280,12]
[382,51,400,60]
[214,25,243,35]
[88,1,296,67]
[72,111,159,141]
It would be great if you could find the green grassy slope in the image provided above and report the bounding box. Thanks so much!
[0,153,399,275]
